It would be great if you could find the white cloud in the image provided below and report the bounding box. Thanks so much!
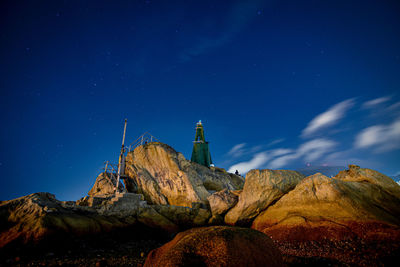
[227,148,293,174]
[267,154,298,169]
[268,139,336,169]
[354,118,400,152]
[266,138,285,147]
[302,99,354,137]
[270,148,294,157]
[297,139,337,161]
[228,143,246,157]
[228,152,269,174]
[228,139,335,173]
[362,96,391,109]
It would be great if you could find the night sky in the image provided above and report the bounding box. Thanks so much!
[1,0,400,201]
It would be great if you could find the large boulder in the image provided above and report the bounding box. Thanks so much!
[225,169,305,226]
[124,142,244,208]
[144,226,284,267]
[252,170,400,241]
[88,172,124,197]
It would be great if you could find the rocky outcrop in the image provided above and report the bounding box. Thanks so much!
[3,158,400,267]
[124,142,244,208]
[88,172,124,197]
[252,169,400,241]
[0,192,211,248]
[335,164,400,198]
[144,226,284,267]
[0,192,133,248]
[225,169,305,226]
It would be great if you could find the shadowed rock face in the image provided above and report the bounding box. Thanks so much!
[144,226,284,267]
[124,142,244,208]
[252,170,400,241]
[225,169,305,226]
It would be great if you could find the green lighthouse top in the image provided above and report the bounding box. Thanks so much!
[191,120,213,167]
[194,120,205,143]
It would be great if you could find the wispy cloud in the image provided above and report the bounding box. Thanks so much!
[227,143,246,157]
[268,138,336,169]
[362,96,391,109]
[227,152,269,174]
[226,97,400,175]
[387,101,400,112]
[301,99,355,138]
[354,118,400,152]
[266,154,298,169]
[227,148,292,174]
[266,138,285,147]
[180,1,264,62]
[227,138,336,173]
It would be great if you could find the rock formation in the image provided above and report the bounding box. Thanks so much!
[335,164,400,198]
[0,192,210,248]
[252,168,400,241]
[123,142,244,208]
[0,192,132,248]
[144,226,284,267]
[88,172,124,197]
[225,169,305,226]
[207,189,239,224]
[2,137,400,267]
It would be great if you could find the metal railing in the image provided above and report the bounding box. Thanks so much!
[103,161,125,191]
[127,132,159,152]
[100,132,160,193]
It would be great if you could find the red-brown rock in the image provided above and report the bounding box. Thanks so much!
[144,226,284,267]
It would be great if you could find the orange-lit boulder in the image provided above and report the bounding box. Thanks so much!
[252,169,400,241]
[144,226,284,267]
[124,142,244,208]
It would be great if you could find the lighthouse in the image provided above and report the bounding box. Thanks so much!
[191,120,213,167]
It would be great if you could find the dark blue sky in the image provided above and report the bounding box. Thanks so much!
[1,0,400,201]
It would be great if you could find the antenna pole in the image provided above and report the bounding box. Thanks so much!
[105,161,109,173]
[115,119,127,193]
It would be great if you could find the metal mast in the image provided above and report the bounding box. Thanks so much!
[115,118,127,193]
